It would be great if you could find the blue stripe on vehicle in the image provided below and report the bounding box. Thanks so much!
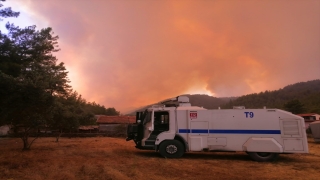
[191,129,208,133]
[178,129,190,133]
[178,129,281,134]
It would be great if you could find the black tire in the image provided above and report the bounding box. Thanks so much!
[159,140,184,158]
[247,152,279,162]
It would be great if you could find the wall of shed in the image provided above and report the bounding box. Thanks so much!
[0,125,10,136]
[99,124,128,135]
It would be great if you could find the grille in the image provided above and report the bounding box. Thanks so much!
[283,121,300,136]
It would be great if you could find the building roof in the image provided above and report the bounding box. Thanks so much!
[96,116,136,124]
[296,113,319,117]
[78,125,99,130]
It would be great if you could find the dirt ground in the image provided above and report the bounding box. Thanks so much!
[0,137,319,180]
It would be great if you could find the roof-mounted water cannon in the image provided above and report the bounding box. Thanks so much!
[159,96,191,107]
[233,106,245,109]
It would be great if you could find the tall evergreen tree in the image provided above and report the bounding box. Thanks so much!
[0,1,121,149]
[0,1,70,150]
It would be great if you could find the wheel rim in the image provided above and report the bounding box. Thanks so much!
[257,152,271,157]
[166,145,178,154]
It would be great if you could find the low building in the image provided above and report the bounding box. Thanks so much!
[296,113,320,129]
[96,116,136,133]
[78,125,99,133]
[0,125,10,136]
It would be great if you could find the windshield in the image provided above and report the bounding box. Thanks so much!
[143,111,152,125]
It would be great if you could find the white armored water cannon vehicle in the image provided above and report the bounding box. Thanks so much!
[126,96,308,161]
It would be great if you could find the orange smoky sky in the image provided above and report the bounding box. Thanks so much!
[4,0,320,113]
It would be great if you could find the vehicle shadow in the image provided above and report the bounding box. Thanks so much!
[134,151,300,162]
[134,151,252,161]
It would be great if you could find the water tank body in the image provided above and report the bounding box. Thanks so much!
[310,121,320,143]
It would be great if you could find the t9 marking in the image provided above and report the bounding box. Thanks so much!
[244,112,254,118]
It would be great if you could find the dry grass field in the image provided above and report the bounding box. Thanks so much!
[0,137,319,180]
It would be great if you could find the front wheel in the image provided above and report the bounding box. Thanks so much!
[247,152,279,162]
[159,140,184,158]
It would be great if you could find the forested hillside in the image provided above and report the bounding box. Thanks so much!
[184,94,236,109]
[128,80,320,115]
[223,79,320,113]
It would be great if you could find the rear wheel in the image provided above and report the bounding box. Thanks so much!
[159,140,184,158]
[247,152,279,162]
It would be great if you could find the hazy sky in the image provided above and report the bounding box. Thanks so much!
[2,0,320,113]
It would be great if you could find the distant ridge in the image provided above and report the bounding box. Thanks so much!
[126,79,320,115]
[223,79,320,113]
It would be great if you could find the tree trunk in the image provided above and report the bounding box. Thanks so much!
[22,135,30,150]
[21,130,39,150]
[55,130,62,142]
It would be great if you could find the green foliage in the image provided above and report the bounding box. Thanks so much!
[283,99,305,114]
[0,0,19,21]
[0,2,120,148]
[222,80,320,113]
[0,18,71,149]
[50,92,96,142]
[83,102,120,116]
[0,0,116,149]
[0,73,53,126]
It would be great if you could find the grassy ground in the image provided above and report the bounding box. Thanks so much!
[0,137,319,180]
